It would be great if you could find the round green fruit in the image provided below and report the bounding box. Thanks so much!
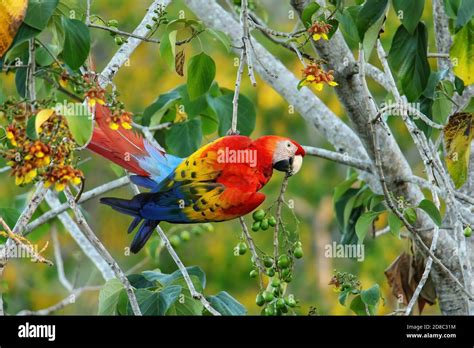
[263,256,274,268]
[252,209,265,221]
[262,291,274,302]
[237,242,248,255]
[285,297,297,308]
[271,278,281,288]
[268,216,277,227]
[266,267,275,277]
[251,221,261,232]
[294,247,304,259]
[464,226,472,237]
[180,230,191,241]
[249,269,258,278]
[256,293,265,306]
[276,298,286,310]
[277,254,290,268]
[281,268,291,278]
[264,305,275,316]
[169,235,181,248]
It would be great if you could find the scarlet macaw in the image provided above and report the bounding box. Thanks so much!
[88,104,305,253]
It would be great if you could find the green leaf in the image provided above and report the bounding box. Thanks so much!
[360,284,380,306]
[11,24,41,49]
[200,110,219,135]
[158,285,183,314]
[62,104,93,146]
[362,13,385,59]
[0,207,21,228]
[301,2,321,28]
[206,29,231,52]
[206,291,246,315]
[24,0,59,31]
[142,88,181,126]
[61,18,90,70]
[128,285,182,315]
[418,199,442,226]
[160,30,177,71]
[388,23,430,101]
[350,294,371,315]
[15,66,27,98]
[178,86,209,117]
[336,6,361,48]
[338,289,351,306]
[187,52,216,100]
[456,0,474,28]
[355,211,380,243]
[455,76,465,95]
[26,115,38,140]
[392,0,425,34]
[356,0,388,41]
[422,69,448,99]
[98,279,125,315]
[131,289,160,315]
[450,20,474,85]
[432,91,452,125]
[444,0,461,19]
[36,43,60,66]
[165,276,204,315]
[404,207,417,224]
[388,212,404,237]
[207,93,256,136]
[333,173,358,202]
[143,266,206,288]
[166,119,202,157]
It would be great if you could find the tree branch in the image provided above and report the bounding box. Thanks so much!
[44,191,116,281]
[98,0,172,88]
[63,189,142,315]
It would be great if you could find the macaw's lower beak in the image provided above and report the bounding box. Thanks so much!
[273,155,303,176]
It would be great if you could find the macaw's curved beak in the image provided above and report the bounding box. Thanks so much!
[273,155,303,176]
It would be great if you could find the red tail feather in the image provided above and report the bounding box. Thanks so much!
[88,104,150,176]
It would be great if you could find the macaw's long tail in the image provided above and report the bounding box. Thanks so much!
[101,194,158,254]
[88,104,183,185]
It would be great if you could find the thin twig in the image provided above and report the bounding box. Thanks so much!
[17,286,101,315]
[239,217,264,288]
[274,174,290,272]
[241,0,256,86]
[229,48,246,135]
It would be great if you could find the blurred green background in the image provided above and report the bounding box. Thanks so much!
[0,0,441,315]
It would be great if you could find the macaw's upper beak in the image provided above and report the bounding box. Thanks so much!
[273,155,303,176]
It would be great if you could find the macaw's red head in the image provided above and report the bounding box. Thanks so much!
[253,135,306,176]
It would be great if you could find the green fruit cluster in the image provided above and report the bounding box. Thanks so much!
[256,289,298,316]
[251,209,277,232]
[169,223,214,248]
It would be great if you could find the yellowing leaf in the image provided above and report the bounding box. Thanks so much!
[0,0,28,58]
[444,112,473,188]
[35,109,55,133]
[450,20,474,85]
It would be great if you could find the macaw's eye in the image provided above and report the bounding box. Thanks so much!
[287,142,292,148]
